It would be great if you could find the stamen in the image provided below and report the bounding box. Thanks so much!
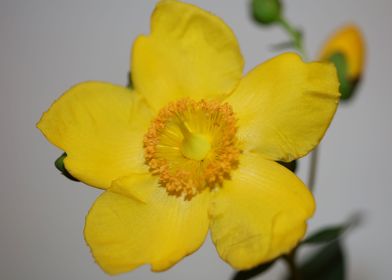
[143,99,240,199]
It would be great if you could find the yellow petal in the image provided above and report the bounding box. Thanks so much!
[37,81,152,189]
[131,0,244,111]
[227,53,340,162]
[209,153,315,270]
[319,24,365,79]
[84,174,210,274]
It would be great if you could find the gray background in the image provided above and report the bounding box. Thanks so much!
[1,0,391,279]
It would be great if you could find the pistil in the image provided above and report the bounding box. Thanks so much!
[179,122,211,161]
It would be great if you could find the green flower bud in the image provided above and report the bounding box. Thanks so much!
[252,0,282,25]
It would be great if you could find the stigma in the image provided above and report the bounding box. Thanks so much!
[143,99,240,199]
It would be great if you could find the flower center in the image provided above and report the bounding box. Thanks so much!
[143,99,241,199]
[180,130,211,161]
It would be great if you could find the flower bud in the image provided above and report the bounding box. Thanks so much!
[319,25,365,100]
[252,0,282,25]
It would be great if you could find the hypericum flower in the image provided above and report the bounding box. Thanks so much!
[37,0,339,275]
[319,24,365,100]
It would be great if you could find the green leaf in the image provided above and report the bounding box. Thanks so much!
[302,226,345,244]
[278,160,297,173]
[302,213,362,245]
[295,241,345,280]
[232,260,276,280]
[54,153,79,182]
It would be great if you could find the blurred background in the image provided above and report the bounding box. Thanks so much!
[1,0,391,279]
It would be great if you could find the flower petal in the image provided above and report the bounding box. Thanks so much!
[84,174,210,274]
[209,153,315,270]
[132,0,244,111]
[227,53,340,162]
[37,81,152,189]
[319,24,365,79]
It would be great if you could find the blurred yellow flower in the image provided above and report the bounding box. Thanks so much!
[319,24,365,99]
[37,0,340,274]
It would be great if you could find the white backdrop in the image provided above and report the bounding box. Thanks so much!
[1,0,391,279]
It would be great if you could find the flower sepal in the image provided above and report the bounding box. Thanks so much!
[232,259,277,280]
[54,153,79,182]
[329,52,360,100]
[277,160,297,173]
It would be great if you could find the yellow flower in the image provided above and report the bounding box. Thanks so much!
[319,24,365,99]
[37,0,339,275]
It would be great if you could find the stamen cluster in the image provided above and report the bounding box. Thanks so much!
[143,99,241,199]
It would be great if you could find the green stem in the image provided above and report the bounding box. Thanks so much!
[277,17,307,60]
[284,248,301,280]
